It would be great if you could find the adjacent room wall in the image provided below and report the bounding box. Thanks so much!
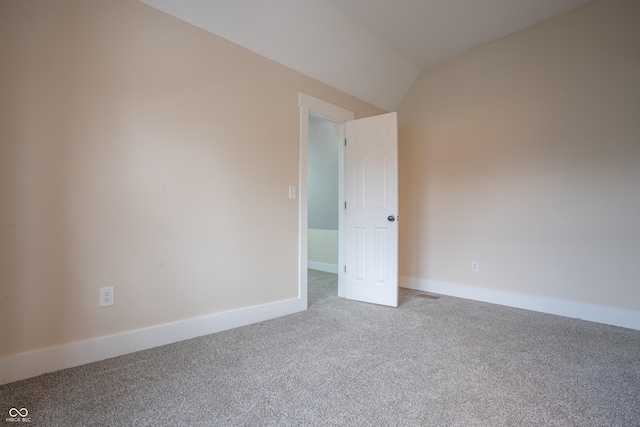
[308,115,340,272]
[398,0,640,314]
[0,0,384,363]
[307,229,339,272]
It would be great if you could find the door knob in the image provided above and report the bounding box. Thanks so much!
[387,215,395,222]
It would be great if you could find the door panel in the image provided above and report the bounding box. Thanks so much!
[345,112,398,307]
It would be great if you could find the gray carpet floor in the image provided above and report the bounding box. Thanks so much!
[2,270,639,426]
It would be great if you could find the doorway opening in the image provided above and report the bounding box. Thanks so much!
[307,114,342,305]
[298,93,354,311]
[307,114,341,275]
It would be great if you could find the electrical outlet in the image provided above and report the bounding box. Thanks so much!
[471,261,479,273]
[99,287,114,307]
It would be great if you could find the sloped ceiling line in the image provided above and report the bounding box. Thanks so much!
[138,0,592,111]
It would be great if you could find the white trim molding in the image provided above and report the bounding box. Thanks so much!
[0,297,302,385]
[308,262,339,274]
[400,276,640,331]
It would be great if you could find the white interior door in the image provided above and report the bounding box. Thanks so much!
[345,112,398,307]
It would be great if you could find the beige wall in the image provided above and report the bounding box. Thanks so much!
[398,0,640,312]
[0,0,384,358]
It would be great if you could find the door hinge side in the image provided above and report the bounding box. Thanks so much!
[344,201,347,209]
[344,265,347,273]
[344,138,347,146]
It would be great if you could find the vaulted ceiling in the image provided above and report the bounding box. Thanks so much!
[139,0,593,111]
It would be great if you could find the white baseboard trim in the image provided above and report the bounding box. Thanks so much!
[400,276,640,331]
[0,297,302,385]
[308,261,339,274]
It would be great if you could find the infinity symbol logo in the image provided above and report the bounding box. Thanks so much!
[9,408,28,417]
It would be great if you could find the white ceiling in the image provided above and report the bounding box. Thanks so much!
[139,0,593,111]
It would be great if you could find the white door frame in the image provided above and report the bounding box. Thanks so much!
[298,93,354,311]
